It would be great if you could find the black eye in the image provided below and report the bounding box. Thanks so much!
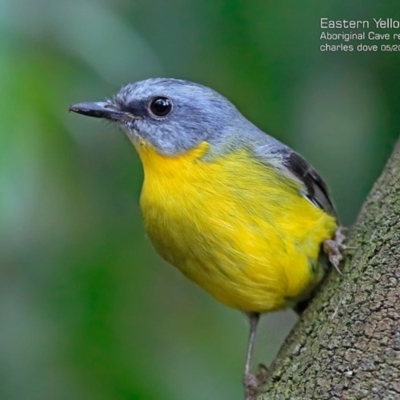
[149,97,172,117]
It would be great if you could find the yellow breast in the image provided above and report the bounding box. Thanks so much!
[135,140,337,312]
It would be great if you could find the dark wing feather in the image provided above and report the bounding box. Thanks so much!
[282,150,337,219]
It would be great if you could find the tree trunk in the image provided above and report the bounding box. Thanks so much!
[257,144,400,400]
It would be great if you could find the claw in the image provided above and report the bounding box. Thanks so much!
[256,363,269,382]
[243,364,269,399]
[243,373,259,400]
[323,226,352,274]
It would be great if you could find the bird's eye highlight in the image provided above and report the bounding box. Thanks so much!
[149,97,172,117]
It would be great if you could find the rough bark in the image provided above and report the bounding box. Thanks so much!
[257,145,400,400]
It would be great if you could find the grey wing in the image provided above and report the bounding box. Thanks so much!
[240,125,337,218]
[281,150,337,219]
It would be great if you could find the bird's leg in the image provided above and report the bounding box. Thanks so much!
[323,226,354,273]
[243,312,261,400]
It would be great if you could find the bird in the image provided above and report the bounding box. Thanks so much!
[70,78,346,399]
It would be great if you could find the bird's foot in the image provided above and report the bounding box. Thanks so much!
[243,372,258,400]
[243,364,269,400]
[323,226,354,274]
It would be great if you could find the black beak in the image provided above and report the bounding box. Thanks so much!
[69,102,133,122]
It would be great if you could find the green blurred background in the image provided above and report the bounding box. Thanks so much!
[1,1,399,399]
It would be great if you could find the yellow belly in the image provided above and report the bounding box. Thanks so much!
[136,141,337,312]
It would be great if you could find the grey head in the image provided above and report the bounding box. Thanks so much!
[69,78,264,156]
